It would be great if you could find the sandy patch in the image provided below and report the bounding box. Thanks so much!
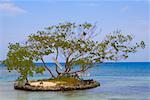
[29,81,57,87]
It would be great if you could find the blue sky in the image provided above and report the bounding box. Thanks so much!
[0,0,149,62]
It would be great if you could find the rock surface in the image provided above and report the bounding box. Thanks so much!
[14,80,100,91]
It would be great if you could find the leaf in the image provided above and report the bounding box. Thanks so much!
[35,67,45,74]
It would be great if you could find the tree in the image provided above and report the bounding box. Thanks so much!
[27,31,55,77]
[2,43,45,83]
[2,22,145,82]
[27,22,145,76]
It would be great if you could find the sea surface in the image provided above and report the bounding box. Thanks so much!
[0,62,150,100]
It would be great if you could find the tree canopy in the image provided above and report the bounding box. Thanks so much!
[2,22,145,83]
[2,43,45,83]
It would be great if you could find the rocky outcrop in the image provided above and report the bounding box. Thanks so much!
[14,80,100,91]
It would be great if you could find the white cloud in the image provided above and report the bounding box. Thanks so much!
[121,5,129,12]
[0,2,26,15]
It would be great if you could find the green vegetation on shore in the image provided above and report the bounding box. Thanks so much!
[36,76,81,86]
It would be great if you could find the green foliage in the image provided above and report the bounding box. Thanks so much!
[34,67,45,74]
[2,43,45,82]
[3,22,145,80]
[24,22,146,75]
[94,31,145,61]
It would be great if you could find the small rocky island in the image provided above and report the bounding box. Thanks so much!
[2,22,144,92]
[14,77,100,91]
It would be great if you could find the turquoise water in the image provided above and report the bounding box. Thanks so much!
[0,62,150,100]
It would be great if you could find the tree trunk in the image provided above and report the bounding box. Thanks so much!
[25,77,30,85]
[26,77,28,83]
[41,58,55,78]
[55,48,61,75]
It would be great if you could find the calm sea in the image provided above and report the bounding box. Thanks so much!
[0,62,150,100]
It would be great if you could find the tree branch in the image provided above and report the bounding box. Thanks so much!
[64,51,73,72]
[55,48,61,75]
[68,66,92,74]
[41,58,55,78]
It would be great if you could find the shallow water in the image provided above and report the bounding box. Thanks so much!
[0,62,150,100]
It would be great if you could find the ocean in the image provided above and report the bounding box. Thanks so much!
[0,62,150,100]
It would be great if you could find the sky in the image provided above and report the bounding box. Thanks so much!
[0,0,149,62]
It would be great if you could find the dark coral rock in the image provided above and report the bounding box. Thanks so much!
[14,80,100,91]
